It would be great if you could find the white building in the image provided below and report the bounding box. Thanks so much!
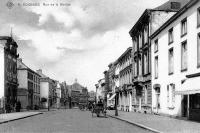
[0,37,18,113]
[36,69,54,108]
[96,79,105,102]
[17,58,41,109]
[151,0,200,121]
[129,0,190,114]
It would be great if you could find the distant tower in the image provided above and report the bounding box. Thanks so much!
[75,78,78,83]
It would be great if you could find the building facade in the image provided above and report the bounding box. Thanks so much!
[96,78,105,102]
[60,81,69,107]
[129,0,189,113]
[107,63,116,107]
[69,79,88,107]
[0,37,18,113]
[56,82,61,109]
[151,0,200,121]
[117,47,133,112]
[88,90,96,102]
[36,69,54,108]
[17,58,40,109]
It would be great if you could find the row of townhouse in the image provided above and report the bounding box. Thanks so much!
[129,0,191,114]
[97,0,200,122]
[101,0,191,113]
[150,0,200,121]
[0,36,62,113]
[17,59,62,110]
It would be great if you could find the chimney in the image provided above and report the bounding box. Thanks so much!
[170,2,181,10]
[36,69,42,74]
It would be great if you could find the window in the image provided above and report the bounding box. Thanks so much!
[168,28,173,44]
[135,38,138,52]
[197,33,200,67]
[167,84,175,108]
[169,48,174,75]
[139,57,142,76]
[181,41,187,71]
[181,18,187,37]
[139,34,142,49]
[133,39,136,53]
[197,8,200,27]
[155,87,160,109]
[155,56,158,79]
[144,86,148,104]
[144,26,148,44]
[154,39,158,53]
[134,59,137,77]
[191,94,200,109]
[144,52,148,75]
[28,72,33,80]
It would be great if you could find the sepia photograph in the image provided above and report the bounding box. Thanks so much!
[0,0,200,132]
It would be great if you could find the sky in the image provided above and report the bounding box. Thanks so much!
[0,0,168,91]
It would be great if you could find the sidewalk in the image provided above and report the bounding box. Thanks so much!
[107,110,200,133]
[0,111,43,124]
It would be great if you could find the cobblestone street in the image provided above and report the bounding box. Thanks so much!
[0,109,153,133]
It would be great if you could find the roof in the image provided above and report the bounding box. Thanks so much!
[0,36,18,47]
[17,59,41,77]
[129,9,151,36]
[117,47,132,62]
[154,0,190,11]
[151,0,198,39]
[129,0,191,36]
[0,36,11,40]
[36,70,48,78]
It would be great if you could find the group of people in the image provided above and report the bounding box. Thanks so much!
[5,101,21,113]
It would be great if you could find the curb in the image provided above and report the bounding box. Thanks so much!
[0,112,43,124]
[108,114,162,133]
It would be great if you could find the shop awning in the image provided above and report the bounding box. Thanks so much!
[176,76,200,95]
[108,94,116,101]
[175,89,200,95]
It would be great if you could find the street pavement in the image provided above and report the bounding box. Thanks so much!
[0,112,42,124]
[107,110,200,133]
[0,109,153,133]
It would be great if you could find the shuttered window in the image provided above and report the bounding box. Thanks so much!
[181,41,187,71]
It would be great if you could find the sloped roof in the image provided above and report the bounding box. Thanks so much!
[17,59,41,77]
[129,0,191,35]
[71,82,84,92]
[154,0,191,11]
[151,0,198,39]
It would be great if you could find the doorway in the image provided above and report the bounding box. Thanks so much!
[182,95,188,117]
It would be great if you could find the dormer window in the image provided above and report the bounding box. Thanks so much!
[171,2,181,10]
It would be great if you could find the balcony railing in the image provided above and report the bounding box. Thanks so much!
[133,75,143,83]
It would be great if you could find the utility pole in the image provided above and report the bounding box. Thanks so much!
[115,92,118,116]
[95,84,98,103]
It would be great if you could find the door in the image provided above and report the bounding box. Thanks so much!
[182,95,188,117]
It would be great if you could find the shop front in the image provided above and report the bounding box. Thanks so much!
[176,74,200,121]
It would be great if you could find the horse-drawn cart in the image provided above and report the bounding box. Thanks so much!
[92,103,106,117]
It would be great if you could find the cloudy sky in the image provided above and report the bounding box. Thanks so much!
[1,0,167,91]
